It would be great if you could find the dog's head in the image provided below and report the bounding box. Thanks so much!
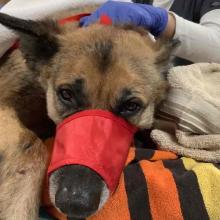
[0,13,178,219]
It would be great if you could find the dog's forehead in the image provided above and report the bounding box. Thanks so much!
[52,51,151,91]
[52,25,156,88]
[58,25,155,59]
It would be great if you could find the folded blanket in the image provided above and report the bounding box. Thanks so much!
[42,139,220,220]
[153,63,220,162]
[151,129,220,163]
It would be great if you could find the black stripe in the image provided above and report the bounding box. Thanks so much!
[163,159,209,220]
[124,163,152,220]
[213,163,220,170]
[134,148,155,161]
[134,130,156,149]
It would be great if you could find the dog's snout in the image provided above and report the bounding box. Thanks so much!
[54,165,104,219]
[55,185,93,217]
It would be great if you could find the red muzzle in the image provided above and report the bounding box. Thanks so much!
[47,110,137,193]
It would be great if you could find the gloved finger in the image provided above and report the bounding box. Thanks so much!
[80,14,113,27]
[79,16,90,27]
[79,14,100,27]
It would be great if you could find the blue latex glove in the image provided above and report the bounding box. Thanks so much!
[80,1,168,37]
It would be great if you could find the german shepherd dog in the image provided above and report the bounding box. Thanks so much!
[0,4,178,220]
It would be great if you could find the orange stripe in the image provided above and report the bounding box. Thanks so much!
[89,173,131,220]
[150,150,177,161]
[125,147,136,165]
[140,160,183,220]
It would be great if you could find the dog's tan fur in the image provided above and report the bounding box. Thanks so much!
[44,24,172,127]
[0,49,49,219]
[0,106,48,220]
[0,5,177,219]
[0,0,8,5]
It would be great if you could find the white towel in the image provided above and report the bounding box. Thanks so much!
[157,63,220,134]
[152,63,220,162]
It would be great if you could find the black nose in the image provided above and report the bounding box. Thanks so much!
[55,186,95,216]
[54,165,104,219]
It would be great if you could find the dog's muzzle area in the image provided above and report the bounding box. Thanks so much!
[48,110,136,219]
[49,165,110,219]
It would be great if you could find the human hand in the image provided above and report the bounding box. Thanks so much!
[80,1,168,37]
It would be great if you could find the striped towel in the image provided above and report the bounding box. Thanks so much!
[152,63,220,162]
[42,144,220,220]
[156,63,220,134]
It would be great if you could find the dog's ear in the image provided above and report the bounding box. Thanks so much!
[154,39,180,75]
[0,13,61,71]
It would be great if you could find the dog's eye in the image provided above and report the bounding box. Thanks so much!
[119,100,142,116]
[124,101,141,112]
[59,89,73,102]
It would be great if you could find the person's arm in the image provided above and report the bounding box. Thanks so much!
[166,10,220,63]
[81,1,220,63]
[0,0,132,58]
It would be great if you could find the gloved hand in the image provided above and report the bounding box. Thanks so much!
[80,1,168,37]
